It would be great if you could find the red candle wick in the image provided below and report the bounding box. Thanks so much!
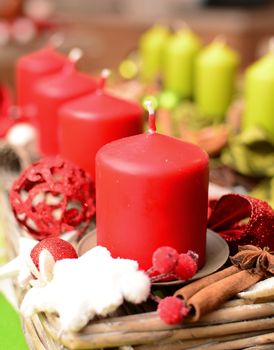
[68,48,83,65]
[98,69,111,90]
[62,48,83,74]
[145,101,157,134]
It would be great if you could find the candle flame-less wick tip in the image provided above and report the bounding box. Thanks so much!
[68,48,83,63]
[144,100,154,115]
[101,69,111,79]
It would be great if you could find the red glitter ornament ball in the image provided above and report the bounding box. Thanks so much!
[152,246,179,274]
[31,237,78,270]
[175,253,198,280]
[10,156,96,240]
[157,296,190,325]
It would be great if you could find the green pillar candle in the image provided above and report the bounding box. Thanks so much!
[139,25,169,83]
[163,28,201,98]
[243,52,274,137]
[194,39,239,122]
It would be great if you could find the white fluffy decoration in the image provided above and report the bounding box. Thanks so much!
[0,231,78,286]
[21,246,151,332]
[238,277,274,300]
[0,237,37,286]
[6,123,36,146]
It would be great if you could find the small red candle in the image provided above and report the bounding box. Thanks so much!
[34,49,98,156]
[96,102,209,271]
[16,46,67,121]
[59,70,143,180]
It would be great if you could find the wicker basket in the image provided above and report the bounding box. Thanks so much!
[1,186,274,350]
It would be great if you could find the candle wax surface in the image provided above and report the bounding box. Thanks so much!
[35,66,97,155]
[243,53,274,137]
[16,48,67,120]
[59,91,143,179]
[163,29,201,98]
[139,25,170,83]
[195,40,239,121]
[96,132,209,271]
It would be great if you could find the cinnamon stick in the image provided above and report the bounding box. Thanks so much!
[175,245,274,321]
[174,265,239,300]
[187,270,262,321]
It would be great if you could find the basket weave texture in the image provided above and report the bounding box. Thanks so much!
[1,188,274,350]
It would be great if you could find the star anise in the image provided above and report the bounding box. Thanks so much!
[230,245,274,276]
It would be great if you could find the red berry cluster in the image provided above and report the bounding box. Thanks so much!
[149,246,198,282]
[157,296,190,325]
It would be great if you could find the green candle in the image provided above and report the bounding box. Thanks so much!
[243,52,274,137]
[194,38,239,122]
[139,25,169,83]
[163,28,201,98]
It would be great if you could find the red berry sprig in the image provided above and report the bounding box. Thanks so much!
[148,246,198,283]
[152,246,179,274]
[157,296,190,325]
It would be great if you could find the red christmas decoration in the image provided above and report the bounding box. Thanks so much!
[149,247,198,283]
[30,237,78,270]
[208,194,274,254]
[10,156,96,240]
[152,246,179,274]
[175,253,198,281]
[157,296,190,325]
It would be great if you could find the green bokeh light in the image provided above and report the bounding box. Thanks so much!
[158,90,179,110]
[119,59,138,80]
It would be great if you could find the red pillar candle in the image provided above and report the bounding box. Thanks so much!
[96,102,209,271]
[59,70,144,180]
[34,50,98,156]
[16,46,67,121]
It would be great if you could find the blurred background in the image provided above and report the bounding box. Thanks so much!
[1,0,274,206]
[1,0,274,89]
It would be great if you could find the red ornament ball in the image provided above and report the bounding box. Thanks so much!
[158,296,190,325]
[10,156,96,240]
[175,253,198,281]
[152,246,179,274]
[31,237,78,270]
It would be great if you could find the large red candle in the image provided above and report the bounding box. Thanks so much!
[16,47,67,121]
[34,57,98,155]
[96,103,209,271]
[59,70,143,180]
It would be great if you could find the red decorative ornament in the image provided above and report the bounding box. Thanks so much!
[208,194,274,254]
[10,156,96,240]
[157,296,190,325]
[149,247,198,283]
[30,237,78,270]
[175,253,198,281]
[152,246,179,274]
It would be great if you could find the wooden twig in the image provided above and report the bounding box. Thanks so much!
[40,311,274,350]
[134,331,271,350]
[189,332,274,349]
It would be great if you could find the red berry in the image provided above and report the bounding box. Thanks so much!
[152,246,179,274]
[158,296,189,324]
[31,237,78,270]
[175,253,198,281]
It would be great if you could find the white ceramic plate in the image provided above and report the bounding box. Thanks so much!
[77,229,229,286]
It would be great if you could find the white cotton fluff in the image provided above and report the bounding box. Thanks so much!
[20,246,151,332]
[6,123,36,146]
